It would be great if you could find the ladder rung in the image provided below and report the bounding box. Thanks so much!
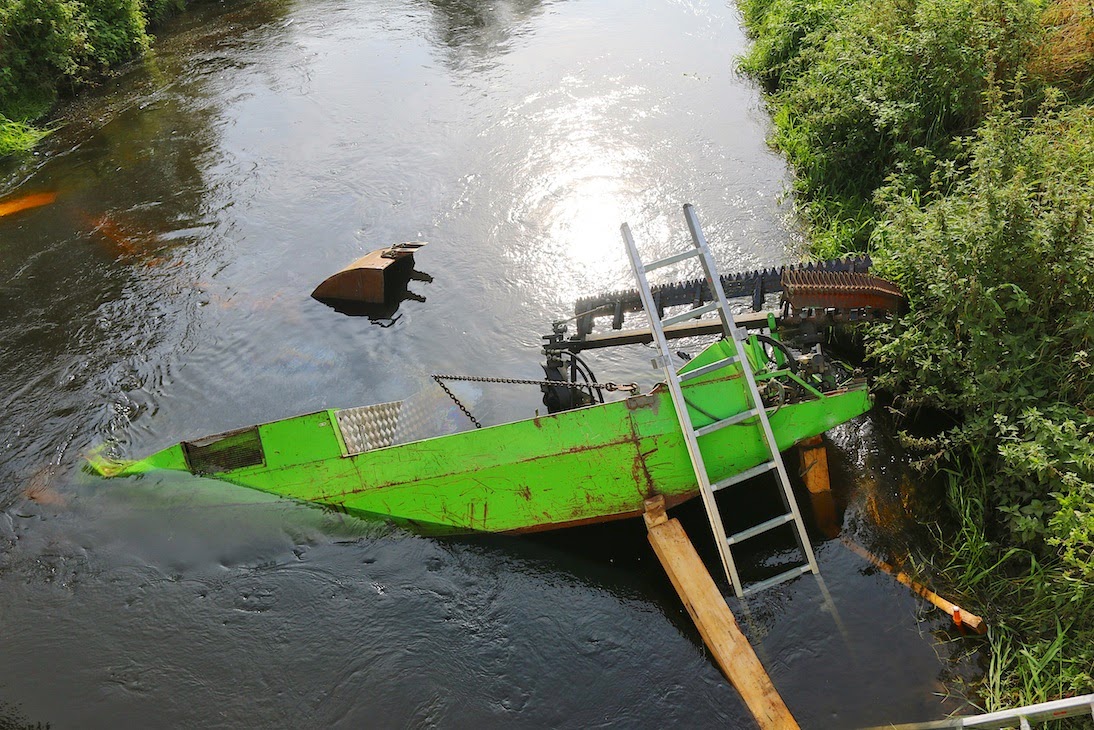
[679,355,739,382]
[741,564,812,597]
[712,461,776,491]
[727,513,795,546]
[661,301,719,328]
[643,248,701,272]
[695,408,759,438]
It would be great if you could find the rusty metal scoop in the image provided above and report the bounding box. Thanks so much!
[312,241,427,305]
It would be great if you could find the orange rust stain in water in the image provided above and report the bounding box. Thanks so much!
[23,466,67,507]
[0,191,58,218]
[85,212,170,266]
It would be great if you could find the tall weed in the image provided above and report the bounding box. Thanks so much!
[869,103,1094,707]
[1030,0,1094,100]
[742,0,1045,253]
[870,102,1094,536]
[736,0,856,92]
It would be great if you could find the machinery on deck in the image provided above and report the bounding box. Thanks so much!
[539,256,904,414]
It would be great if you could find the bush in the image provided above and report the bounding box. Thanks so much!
[740,0,1094,710]
[0,0,85,118]
[0,0,185,153]
[870,102,1094,563]
[736,0,856,92]
[741,0,1046,253]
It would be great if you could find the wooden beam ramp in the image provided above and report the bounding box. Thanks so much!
[643,496,799,730]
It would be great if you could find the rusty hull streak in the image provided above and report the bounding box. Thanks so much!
[627,413,658,499]
[503,491,697,534]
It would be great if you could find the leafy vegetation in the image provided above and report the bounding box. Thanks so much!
[741,0,1048,255]
[873,104,1093,707]
[0,0,186,156]
[738,0,1094,713]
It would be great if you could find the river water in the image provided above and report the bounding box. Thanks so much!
[0,0,978,727]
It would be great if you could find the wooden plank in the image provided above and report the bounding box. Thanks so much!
[798,436,839,538]
[643,497,799,730]
[842,538,987,634]
[562,311,773,352]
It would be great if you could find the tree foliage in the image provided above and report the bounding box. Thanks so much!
[0,0,185,155]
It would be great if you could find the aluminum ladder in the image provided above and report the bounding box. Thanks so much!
[621,204,819,598]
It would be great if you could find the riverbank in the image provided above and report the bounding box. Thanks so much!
[738,0,1093,713]
[0,0,187,156]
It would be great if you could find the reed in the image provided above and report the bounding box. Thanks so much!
[1030,0,1094,99]
[0,114,50,156]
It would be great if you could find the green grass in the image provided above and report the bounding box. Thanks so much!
[0,113,51,155]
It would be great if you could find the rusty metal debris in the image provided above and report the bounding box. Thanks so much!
[780,270,905,316]
[312,241,428,305]
[571,255,873,336]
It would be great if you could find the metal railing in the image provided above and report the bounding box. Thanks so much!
[867,693,1094,729]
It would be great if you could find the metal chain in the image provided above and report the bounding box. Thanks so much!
[431,374,641,430]
[432,375,484,429]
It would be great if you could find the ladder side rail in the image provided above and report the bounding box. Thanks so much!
[621,222,743,593]
[683,204,820,582]
[682,204,738,342]
[866,693,1094,730]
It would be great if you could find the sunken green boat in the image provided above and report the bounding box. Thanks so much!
[89,333,871,535]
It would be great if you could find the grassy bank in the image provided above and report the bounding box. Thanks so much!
[0,0,186,156]
[738,0,1093,714]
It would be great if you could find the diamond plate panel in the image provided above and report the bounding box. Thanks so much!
[335,386,475,456]
[335,401,403,455]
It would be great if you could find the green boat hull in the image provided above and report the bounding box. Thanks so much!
[90,338,871,534]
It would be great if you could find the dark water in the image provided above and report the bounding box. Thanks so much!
[0,0,978,727]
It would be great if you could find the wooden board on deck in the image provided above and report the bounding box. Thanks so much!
[644,497,799,730]
[564,311,773,351]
